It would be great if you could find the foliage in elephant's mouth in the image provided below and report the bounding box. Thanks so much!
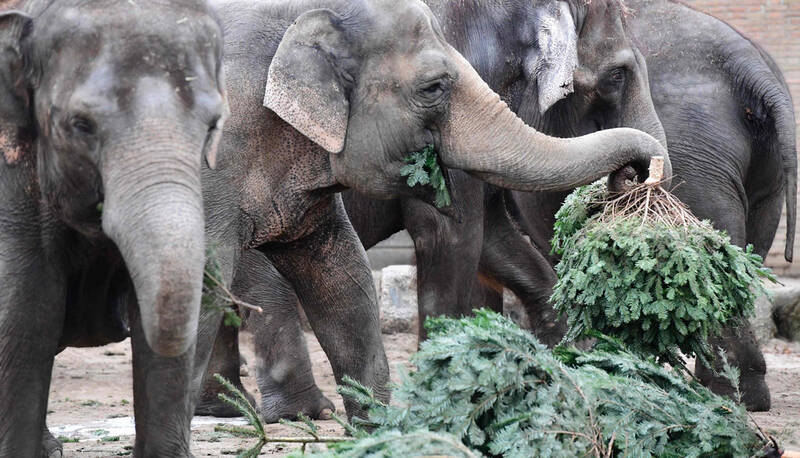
[401,144,451,208]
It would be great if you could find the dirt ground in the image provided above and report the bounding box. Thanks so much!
[49,331,800,457]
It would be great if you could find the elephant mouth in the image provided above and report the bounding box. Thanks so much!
[436,165,463,222]
[58,195,107,239]
[399,134,461,221]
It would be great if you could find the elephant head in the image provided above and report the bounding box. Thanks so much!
[0,0,227,357]
[555,1,665,145]
[264,0,670,205]
[505,0,667,155]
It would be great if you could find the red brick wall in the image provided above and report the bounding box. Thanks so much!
[683,0,800,276]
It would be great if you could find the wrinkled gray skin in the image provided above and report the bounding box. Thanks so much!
[198,0,671,421]
[0,0,226,456]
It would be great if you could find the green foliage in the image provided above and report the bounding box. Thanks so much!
[212,373,268,458]
[400,144,451,208]
[304,311,765,458]
[214,374,351,457]
[550,181,776,366]
[203,247,243,328]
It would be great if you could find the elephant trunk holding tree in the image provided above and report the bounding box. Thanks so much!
[0,0,226,455]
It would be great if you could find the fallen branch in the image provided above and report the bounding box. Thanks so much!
[203,267,263,314]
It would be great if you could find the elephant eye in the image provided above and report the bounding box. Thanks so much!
[70,115,97,136]
[608,67,626,84]
[416,79,450,107]
[420,81,444,97]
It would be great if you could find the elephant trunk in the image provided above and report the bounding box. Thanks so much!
[102,122,205,358]
[438,48,671,191]
[620,48,668,151]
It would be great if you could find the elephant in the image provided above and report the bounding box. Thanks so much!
[201,0,795,419]
[192,0,670,423]
[0,0,227,456]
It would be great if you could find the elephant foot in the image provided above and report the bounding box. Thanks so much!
[195,381,257,418]
[696,362,771,411]
[41,427,63,458]
[531,319,567,348]
[259,386,335,423]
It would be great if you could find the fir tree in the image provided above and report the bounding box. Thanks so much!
[550,180,776,368]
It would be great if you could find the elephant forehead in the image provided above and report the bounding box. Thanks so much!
[38,0,222,58]
[365,0,443,50]
[34,7,221,113]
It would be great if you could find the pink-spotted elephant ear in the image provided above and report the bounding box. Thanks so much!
[525,1,578,114]
[263,9,352,154]
[0,10,33,165]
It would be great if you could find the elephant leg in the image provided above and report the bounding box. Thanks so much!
[0,292,62,457]
[41,423,62,458]
[401,175,485,341]
[195,249,333,422]
[264,196,389,420]
[238,251,334,422]
[0,244,65,455]
[479,191,565,347]
[194,318,255,417]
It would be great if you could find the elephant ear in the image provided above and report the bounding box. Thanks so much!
[263,9,352,154]
[0,10,32,127]
[525,1,578,114]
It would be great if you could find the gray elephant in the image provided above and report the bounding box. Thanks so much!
[192,0,669,422]
[384,0,666,344]
[0,0,227,456]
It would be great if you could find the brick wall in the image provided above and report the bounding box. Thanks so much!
[682,0,800,276]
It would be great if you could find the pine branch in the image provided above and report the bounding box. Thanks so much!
[309,311,770,457]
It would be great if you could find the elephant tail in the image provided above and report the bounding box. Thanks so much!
[747,71,796,263]
[777,94,797,263]
[727,36,797,263]
[759,48,797,263]
[751,40,798,263]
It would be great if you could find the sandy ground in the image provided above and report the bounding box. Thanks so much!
[49,331,800,457]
